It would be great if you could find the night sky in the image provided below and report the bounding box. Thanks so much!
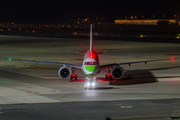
[0,0,180,23]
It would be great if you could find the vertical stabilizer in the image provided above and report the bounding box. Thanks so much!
[90,24,93,52]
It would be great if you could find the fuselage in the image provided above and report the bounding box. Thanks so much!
[82,50,100,76]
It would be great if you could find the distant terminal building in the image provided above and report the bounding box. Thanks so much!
[114,19,179,25]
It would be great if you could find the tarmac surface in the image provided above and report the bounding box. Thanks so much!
[0,35,180,120]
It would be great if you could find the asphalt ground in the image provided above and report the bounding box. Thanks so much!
[0,35,180,120]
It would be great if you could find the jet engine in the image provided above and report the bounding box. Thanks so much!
[58,66,72,79]
[111,66,124,79]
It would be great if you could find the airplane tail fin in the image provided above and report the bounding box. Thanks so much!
[90,24,93,52]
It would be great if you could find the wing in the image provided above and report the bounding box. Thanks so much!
[100,58,177,70]
[1,57,82,69]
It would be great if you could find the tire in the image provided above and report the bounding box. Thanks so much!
[105,74,108,80]
[110,75,113,80]
[70,75,73,80]
[75,75,77,80]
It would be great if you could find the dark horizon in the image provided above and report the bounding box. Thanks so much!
[1,0,180,23]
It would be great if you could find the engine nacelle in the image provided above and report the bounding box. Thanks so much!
[58,66,72,79]
[111,66,124,79]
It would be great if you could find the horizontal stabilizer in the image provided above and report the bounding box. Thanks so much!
[67,50,84,54]
[98,50,114,54]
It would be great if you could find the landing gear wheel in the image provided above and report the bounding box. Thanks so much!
[105,74,108,80]
[70,75,73,80]
[75,75,77,80]
[109,75,112,80]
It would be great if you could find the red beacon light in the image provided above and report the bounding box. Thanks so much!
[90,54,93,58]
[171,58,175,61]
[89,53,94,58]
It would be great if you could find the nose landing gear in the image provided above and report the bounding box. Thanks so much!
[84,77,98,89]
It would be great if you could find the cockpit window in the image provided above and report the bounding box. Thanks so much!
[84,62,97,65]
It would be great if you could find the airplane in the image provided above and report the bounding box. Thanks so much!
[1,24,177,89]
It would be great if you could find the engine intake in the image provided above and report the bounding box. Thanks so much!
[111,66,124,79]
[58,66,72,79]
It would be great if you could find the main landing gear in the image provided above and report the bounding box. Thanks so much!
[105,74,113,80]
[70,68,78,80]
[70,74,77,80]
[103,67,113,80]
